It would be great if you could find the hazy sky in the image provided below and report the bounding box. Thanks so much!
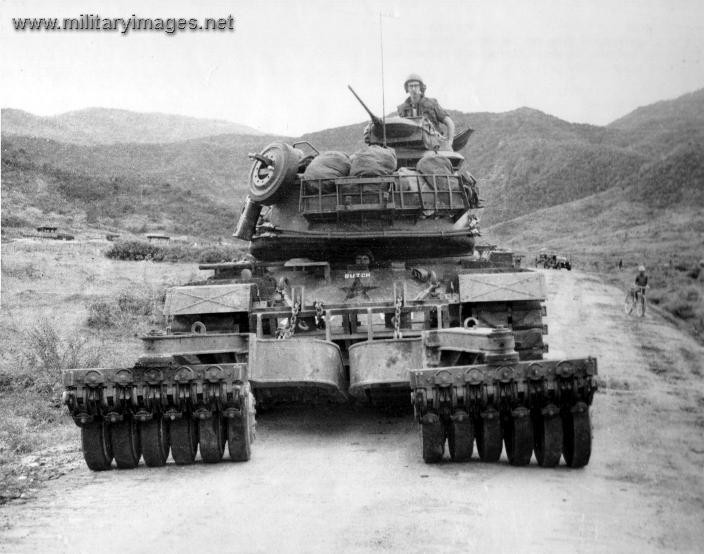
[1,0,703,135]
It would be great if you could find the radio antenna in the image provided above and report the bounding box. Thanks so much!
[379,12,387,147]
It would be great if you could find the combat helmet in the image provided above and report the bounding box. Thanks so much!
[404,73,426,94]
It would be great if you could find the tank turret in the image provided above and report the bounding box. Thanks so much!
[234,88,480,263]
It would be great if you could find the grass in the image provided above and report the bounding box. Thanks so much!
[0,239,210,501]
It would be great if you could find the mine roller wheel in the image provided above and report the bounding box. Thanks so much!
[447,410,473,462]
[476,409,502,463]
[420,413,445,463]
[139,418,170,467]
[504,407,534,466]
[199,415,226,463]
[81,420,113,471]
[534,406,563,468]
[563,402,592,468]
[227,392,256,462]
[110,419,141,469]
[170,417,199,465]
[248,142,301,205]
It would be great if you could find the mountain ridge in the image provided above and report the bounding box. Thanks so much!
[1,107,265,145]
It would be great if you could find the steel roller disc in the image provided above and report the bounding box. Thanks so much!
[139,418,170,467]
[534,407,563,468]
[110,419,141,469]
[81,420,113,471]
[563,403,592,468]
[476,410,502,463]
[420,413,445,463]
[447,411,473,462]
[198,415,225,463]
[227,393,255,462]
[504,408,534,466]
[169,417,198,465]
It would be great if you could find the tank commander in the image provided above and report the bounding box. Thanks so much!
[398,74,455,150]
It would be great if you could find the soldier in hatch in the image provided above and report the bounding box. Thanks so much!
[398,74,455,150]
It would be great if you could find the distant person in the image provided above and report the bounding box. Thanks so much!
[635,265,648,287]
[635,264,649,298]
[619,259,623,271]
[398,74,455,150]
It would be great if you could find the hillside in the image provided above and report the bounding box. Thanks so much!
[607,88,704,158]
[482,144,704,343]
[1,149,238,238]
[1,108,264,145]
[2,87,703,240]
[0,133,290,200]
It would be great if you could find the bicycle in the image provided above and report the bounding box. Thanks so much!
[624,286,647,317]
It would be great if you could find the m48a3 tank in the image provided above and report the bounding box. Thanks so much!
[62,95,597,470]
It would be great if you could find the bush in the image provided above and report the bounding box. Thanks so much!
[117,290,153,316]
[17,321,102,395]
[1,261,43,280]
[87,287,163,330]
[664,297,697,320]
[1,213,31,228]
[0,419,40,455]
[684,287,700,302]
[198,246,242,264]
[104,240,246,264]
[87,301,118,328]
[105,240,165,261]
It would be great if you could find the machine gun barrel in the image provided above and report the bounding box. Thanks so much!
[347,85,383,127]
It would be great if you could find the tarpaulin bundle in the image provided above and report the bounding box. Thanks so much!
[350,145,397,177]
[396,167,423,192]
[416,152,459,190]
[457,166,480,207]
[303,151,351,193]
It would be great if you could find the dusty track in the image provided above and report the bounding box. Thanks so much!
[1,270,703,553]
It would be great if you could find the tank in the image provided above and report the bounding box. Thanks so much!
[62,92,597,469]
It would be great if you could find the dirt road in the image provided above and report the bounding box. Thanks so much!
[1,270,703,553]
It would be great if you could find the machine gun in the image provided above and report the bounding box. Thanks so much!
[348,84,473,151]
[348,85,384,128]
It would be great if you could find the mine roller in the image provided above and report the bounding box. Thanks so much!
[63,88,597,469]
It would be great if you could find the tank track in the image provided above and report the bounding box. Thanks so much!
[62,362,255,470]
[410,336,597,467]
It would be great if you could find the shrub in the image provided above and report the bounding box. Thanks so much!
[1,213,31,227]
[0,261,43,280]
[105,240,165,261]
[664,298,697,320]
[198,246,242,264]
[0,419,40,455]
[17,321,102,395]
[87,301,118,328]
[684,287,700,302]
[87,287,163,330]
[117,290,153,316]
[647,289,664,305]
[104,241,246,264]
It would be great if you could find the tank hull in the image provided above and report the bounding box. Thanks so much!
[62,131,598,469]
